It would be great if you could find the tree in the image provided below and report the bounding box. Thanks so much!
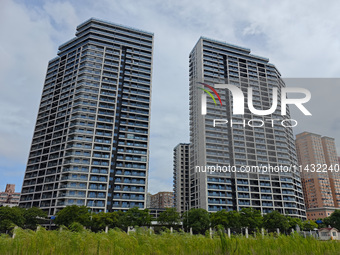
[263,211,289,233]
[210,209,229,229]
[326,209,340,230]
[0,206,25,232]
[226,210,241,229]
[322,217,332,228]
[91,212,113,232]
[315,218,327,229]
[54,205,91,227]
[91,211,124,232]
[302,220,318,231]
[107,211,124,229]
[122,207,152,228]
[158,208,180,227]
[183,208,210,234]
[240,208,263,230]
[23,207,48,230]
[287,217,302,231]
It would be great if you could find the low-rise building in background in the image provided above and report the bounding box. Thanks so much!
[150,191,174,208]
[306,207,337,220]
[146,192,152,208]
[0,184,20,207]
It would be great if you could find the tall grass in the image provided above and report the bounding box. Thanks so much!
[0,227,338,255]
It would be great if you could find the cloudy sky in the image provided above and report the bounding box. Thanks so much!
[0,0,339,193]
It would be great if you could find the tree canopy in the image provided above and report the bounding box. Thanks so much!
[23,207,48,230]
[325,209,340,230]
[263,211,289,233]
[302,220,318,231]
[0,206,47,232]
[158,208,181,227]
[1,205,337,236]
[210,209,230,229]
[239,208,263,230]
[91,211,123,232]
[54,205,91,228]
[122,207,152,228]
[0,206,24,232]
[183,208,210,234]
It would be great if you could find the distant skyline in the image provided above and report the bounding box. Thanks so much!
[1,0,340,193]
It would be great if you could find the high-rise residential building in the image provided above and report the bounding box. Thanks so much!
[150,192,174,208]
[322,136,340,207]
[19,18,154,215]
[0,184,20,207]
[189,37,305,218]
[295,132,340,219]
[173,143,190,214]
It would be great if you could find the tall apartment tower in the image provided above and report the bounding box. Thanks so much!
[173,143,190,214]
[295,132,340,219]
[19,18,154,215]
[189,37,305,218]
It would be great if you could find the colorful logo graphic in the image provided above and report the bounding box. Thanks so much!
[198,82,312,128]
[197,82,222,106]
[199,83,312,116]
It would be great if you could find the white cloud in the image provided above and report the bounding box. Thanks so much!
[0,1,56,162]
[43,1,79,29]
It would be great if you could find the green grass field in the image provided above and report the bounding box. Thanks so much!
[0,227,339,255]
